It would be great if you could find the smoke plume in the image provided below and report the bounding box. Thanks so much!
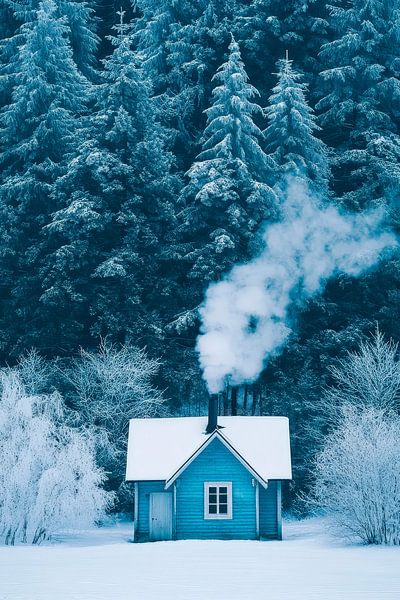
[197,179,397,393]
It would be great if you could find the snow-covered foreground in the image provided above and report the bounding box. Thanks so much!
[0,518,399,600]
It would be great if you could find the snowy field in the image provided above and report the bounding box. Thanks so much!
[0,517,399,600]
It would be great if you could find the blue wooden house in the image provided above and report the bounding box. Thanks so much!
[126,396,291,542]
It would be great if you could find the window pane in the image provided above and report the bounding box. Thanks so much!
[205,484,231,518]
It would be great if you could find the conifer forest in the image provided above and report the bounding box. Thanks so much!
[1,0,400,502]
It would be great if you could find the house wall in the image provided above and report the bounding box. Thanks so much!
[175,438,258,540]
[134,442,282,542]
[135,481,165,541]
[259,480,280,539]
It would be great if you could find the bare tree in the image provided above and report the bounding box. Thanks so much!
[67,339,165,448]
[307,327,400,545]
[16,349,53,395]
[326,326,400,416]
[309,406,400,545]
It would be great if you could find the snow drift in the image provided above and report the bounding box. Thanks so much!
[197,178,397,393]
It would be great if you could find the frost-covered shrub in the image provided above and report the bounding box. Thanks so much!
[64,340,165,501]
[310,406,400,545]
[325,327,400,413]
[0,373,112,545]
[68,339,165,443]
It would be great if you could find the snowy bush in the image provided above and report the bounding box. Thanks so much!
[310,406,400,545]
[67,339,165,444]
[325,327,400,413]
[63,339,165,501]
[0,373,112,545]
[308,328,400,545]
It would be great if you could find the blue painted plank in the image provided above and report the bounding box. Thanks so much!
[175,437,257,540]
[259,480,278,538]
[135,439,281,541]
[137,481,165,540]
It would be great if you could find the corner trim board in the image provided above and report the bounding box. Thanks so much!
[173,483,177,539]
[134,482,139,542]
[277,480,282,540]
[255,480,260,539]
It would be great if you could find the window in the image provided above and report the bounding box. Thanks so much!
[204,482,232,519]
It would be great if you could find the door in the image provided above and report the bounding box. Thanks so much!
[149,492,173,541]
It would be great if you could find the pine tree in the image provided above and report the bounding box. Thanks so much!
[61,0,99,79]
[235,0,329,86]
[95,14,180,346]
[3,0,99,78]
[265,57,330,191]
[132,0,198,165]
[179,37,276,288]
[166,0,235,162]
[0,0,89,356]
[133,1,242,169]
[132,0,175,93]
[44,12,180,350]
[316,0,400,209]
[0,1,17,41]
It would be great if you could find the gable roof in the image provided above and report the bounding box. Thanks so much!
[165,429,269,489]
[125,416,292,483]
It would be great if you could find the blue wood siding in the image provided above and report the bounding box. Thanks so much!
[175,438,257,540]
[136,481,165,541]
[259,480,279,538]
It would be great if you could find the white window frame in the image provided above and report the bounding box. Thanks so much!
[204,482,233,520]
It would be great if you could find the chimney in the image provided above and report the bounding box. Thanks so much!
[205,393,219,434]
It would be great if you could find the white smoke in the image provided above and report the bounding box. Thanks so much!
[197,178,397,393]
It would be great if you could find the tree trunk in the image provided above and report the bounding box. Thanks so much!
[231,386,238,415]
[251,385,258,416]
[243,384,248,413]
[222,390,228,415]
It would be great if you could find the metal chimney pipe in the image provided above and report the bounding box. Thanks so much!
[205,393,219,434]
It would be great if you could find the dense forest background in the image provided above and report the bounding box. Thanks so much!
[1,0,400,500]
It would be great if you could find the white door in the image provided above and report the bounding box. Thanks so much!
[149,493,173,541]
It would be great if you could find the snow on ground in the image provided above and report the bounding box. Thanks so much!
[0,517,399,600]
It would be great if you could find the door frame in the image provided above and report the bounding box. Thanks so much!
[149,492,173,541]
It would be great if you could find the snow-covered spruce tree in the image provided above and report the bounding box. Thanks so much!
[94,15,180,345]
[0,1,17,44]
[166,0,239,161]
[132,0,203,162]
[316,0,400,209]
[179,38,277,288]
[0,372,112,545]
[133,1,245,167]
[3,0,99,78]
[308,329,400,545]
[132,0,175,93]
[265,58,330,191]
[235,0,329,79]
[45,15,179,350]
[59,0,99,79]
[0,0,89,356]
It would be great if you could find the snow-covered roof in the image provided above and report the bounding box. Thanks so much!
[126,416,292,483]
